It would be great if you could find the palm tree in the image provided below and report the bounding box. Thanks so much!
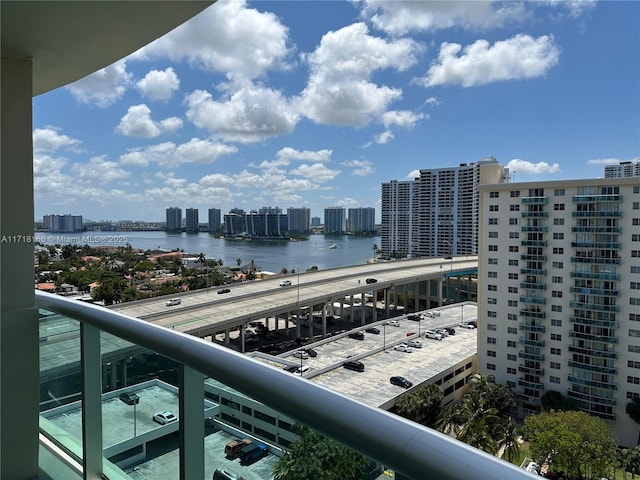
[236,257,242,267]
[396,392,422,423]
[496,418,520,462]
[436,403,464,437]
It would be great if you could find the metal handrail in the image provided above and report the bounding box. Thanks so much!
[36,291,535,480]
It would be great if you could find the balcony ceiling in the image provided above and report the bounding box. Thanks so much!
[1,1,214,96]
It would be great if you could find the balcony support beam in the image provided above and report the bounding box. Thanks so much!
[81,323,103,480]
[179,365,204,480]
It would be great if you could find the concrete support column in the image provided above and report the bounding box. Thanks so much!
[414,283,419,312]
[1,54,39,480]
[224,329,230,345]
[437,279,443,306]
[110,362,117,389]
[179,365,204,480]
[321,304,327,338]
[360,297,366,326]
[240,324,246,353]
[467,274,473,301]
[295,313,301,337]
[121,358,128,387]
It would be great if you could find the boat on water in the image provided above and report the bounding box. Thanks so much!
[328,244,337,249]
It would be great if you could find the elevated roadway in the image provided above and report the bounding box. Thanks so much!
[110,257,478,341]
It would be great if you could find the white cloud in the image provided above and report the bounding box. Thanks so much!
[506,158,561,174]
[185,85,299,143]
[298,22,418,126]
[116,104,183,138]
[359,0,521,35]
[132,0,292,80]
[407,169,421,179]
[33,128,80,153]
[136,67,180,101]
[381,110,425,129]
[66,60,131,107]
[275,147,333,163]
[120,138,237,167]
[290,163,341,183]
[425,97,441,106]
[70,156,130,185]
[336,197,360,208]
[342,159,375,176]
[373,130,394,145]
[420,34,560,87]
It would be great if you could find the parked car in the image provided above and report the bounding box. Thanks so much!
[407,314,420,321]
[279,279,292,287]
[365,327,380,334]
[444,255,452,260]
[348,331,365,340]
[293,350,308,360]
[343,360,365,372]
[282,365,298,373]
[386,320,400,327]
[213,468,245,480]
[460,323,475,329]
[118,392,139,405]
[445,327,456,335]
[406,331,416,337]
[304,348,318,357]
[365,278,377,284]
[224,438,252,458]
[393,344,413,353]
[152,411,177,425]
[390,376,413,388]
[435,328,449,337]
[294,365,310,375]
[217,288,231,294]
[424,330,443,340]
[468,320,478,328]
[406,339,422,348]
[238,442,268,465]
[165,298,181,306]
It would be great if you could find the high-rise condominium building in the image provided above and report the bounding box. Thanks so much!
[478,177,640,447]
[165,207,182,232]
[42,214,83,232]
[287,207,311,234]
[185,208,199,233]
[311,216,321,227]
[381,157,508,258]
[208,208,221,233]
[347,207,376,234]
[324,207,346,235]
[604,160,640,178]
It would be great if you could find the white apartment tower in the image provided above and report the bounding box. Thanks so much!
[604,160,640,178]
[165,207,182,232]
[478,177,640,447]
[324,207,346,235]
[381,158,508,258]
[347,207,375,234]
[287,207,311,234]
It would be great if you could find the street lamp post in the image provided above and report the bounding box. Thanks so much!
[383,323,386,351]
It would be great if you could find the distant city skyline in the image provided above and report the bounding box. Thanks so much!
[32,1,639,222]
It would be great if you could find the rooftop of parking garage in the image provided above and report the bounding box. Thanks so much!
[254,303,478,409]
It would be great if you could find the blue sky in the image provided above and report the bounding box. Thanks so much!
[33,0,639,223]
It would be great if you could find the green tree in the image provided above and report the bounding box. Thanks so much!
[522,410,617,480]
[496,418,520,462]
[91,277,126,305]
[272,424,368,480]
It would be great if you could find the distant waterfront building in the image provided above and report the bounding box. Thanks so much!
[258,206,282,215]
[478,176,640,447]
[185,208,199,233]
[347,207,375,234]
[42,214,83,232]
[208,208,221,233]
[324,207,346,235]
[165,207,182,232]
[604,160,640,178]
[381,157,508,258]
[224,208,287,238]
[287,207,311,234]
[311,216,321,227]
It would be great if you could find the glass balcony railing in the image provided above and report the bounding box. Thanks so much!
[519,323,546,333]
[519,295,546,304]
[571,226,621,233]
[521,226,548,232]
[521,197,549,204]
[35,291,530,480]
[569,316,618,328]
[518,365,544,376]
[517,379,544,390]
[570,271,620,281]
[568,375,617,390]
[571,211,622,218]
[569,301,619,312]
[570,256,621,265]
[572,194,622,203]
[568,331,618,343]
[520,268,547,276]
[571,241,620,249]
[569,286,619,296]
[521,212,548,218]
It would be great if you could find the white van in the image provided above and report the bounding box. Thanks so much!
[165,298,181,306]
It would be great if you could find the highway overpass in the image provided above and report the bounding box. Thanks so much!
[110,256,478,350]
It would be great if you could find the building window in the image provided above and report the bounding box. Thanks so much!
[551,305,563,312]
[507,313,518,321]
[631,313,640,322]
[554,189,565,196]
[552,261,564,268]
[633,234,640,242]
[508,286,518,293]
[487,311,497,317]
[507,354,517,361]
[631,298,640,306]
[507,327,517,334]
[489,231,498,238]
[630,329,640,337]
[550,362,561,369]
[553,247,564,254]
[550,376,561,384]
[488,271,497,278]
[632,266,640,274]
[629,345,640,353]
[511,191,521,197]
[487,323,497,330]
[509,259,519,266]
[551,319,562,327]
[489,245,498,251]
[631,282,640,290]
[632,250,640,258]
[508,300,518,307]
[509,218,519,225]
[552,276,563,284]
[634,186,640,194]
[552,290,563,298]
[553,218,564,225]
[554,203,565,211]
[628,376,640,385]
[488,297,497,305]
[488,258,498,264]
[510,204,520,211]
[487,337,497,344]
[490,191,500,198]
[508,273,519,280]
[509,231,519,239]
[487,363,496,371]
[551,333,562,341]
[509,245,519,252]
[488,285,497,291]
[507,367,517,374]
[490,205,499,211]
[553,232,564,240]
[489,218,499,225]
[487,350,497,357]
[634,219,640,226]
[628,360,640,369]
[507,340,517,348]
[634,202,640,210]
[550,347,561,355]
